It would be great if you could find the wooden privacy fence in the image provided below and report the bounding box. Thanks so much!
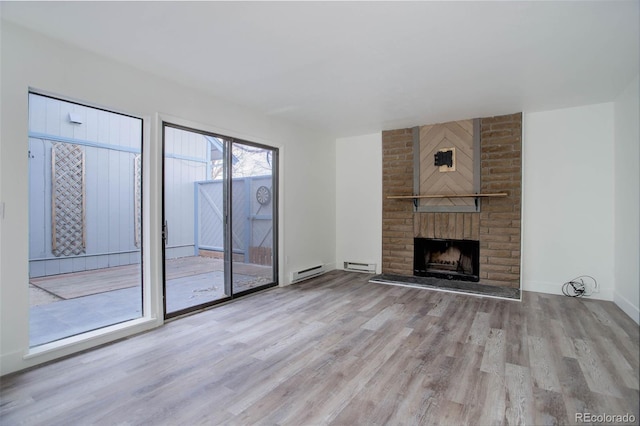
[195,176,273,266]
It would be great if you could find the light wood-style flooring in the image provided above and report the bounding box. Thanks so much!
[2,270,638,425]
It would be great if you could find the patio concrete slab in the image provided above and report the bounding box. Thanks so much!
[29,272,270,347]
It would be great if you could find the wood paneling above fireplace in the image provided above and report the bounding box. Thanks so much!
[382,113,522,289]
[417,119,478,211]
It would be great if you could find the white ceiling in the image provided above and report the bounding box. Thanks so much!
[2,1,638,137]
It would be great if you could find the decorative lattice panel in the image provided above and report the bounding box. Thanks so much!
[134,154,142,248]
[51,143,86,256]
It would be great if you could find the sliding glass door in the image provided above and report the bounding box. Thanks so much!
[163,123,277,318]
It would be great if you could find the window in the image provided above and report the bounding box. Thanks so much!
[28,92,144,346]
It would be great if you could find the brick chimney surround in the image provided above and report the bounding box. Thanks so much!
[381,113,522,289]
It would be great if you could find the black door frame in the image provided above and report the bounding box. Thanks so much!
[161,122,278,319]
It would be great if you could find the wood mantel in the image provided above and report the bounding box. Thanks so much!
[386,193,508,200]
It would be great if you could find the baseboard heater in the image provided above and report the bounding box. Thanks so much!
[290,264,327,283]
[343,261,376,273]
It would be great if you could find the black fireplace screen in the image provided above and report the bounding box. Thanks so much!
[414,238,480,282]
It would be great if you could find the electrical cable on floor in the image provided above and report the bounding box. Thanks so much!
[561,275,598,297]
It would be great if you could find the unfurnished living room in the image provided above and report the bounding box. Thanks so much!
[0,2,638,425]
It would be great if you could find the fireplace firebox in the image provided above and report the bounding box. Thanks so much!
[414,238,480,282]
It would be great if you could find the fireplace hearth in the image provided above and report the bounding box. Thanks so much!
[414,238,479,282]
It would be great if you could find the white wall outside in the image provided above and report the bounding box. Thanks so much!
[613,75,640,324]
[335,133,382,273]
[522,103,615,300]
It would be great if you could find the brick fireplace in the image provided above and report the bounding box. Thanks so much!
[381,113,522,288]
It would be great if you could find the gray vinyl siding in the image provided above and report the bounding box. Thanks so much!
[163,126,208,259]
[28,93,142,278]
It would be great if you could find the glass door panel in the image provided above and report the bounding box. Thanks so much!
[163,125,229,316]
[231,142,277,294]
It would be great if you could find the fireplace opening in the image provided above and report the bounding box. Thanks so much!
[414,238,480,282]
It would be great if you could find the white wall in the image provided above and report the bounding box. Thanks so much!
[522,103,615,301]
[335,133,382,273]
[0,21,336,374]
[283,136,336,275]
[613,75,640,324]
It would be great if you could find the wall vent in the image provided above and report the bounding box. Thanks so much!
[343,261,376,274]
[290,264,326,283]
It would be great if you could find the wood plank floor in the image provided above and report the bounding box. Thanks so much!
[2,271,638,425]
[30,256,272,300]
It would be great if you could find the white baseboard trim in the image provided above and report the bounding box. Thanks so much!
[522,280,564,296]
[614,291,640,324]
